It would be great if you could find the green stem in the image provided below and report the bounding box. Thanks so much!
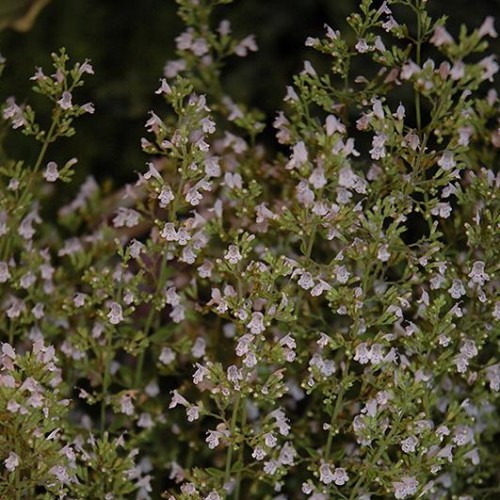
[8,321,14,345]
[233,401,247,500]
[14,465,21,500]
[135,170,185,387]
[324,361,350,460]
[134,250,169,387]
[414,1,423,130]
[18,117,59,209]
[100,332,112,433]
[224,393,242,497]
[295,217,318,312]
[348,419,400,499]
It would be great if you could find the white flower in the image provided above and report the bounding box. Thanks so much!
[372,99,384,119]
[264,433,277,448]
[252,446,266,460]
[50,465,72,485]
[204,156,221,177]
[159,347,176,365]
[186,406,199,422]
[164,58,186,78]
[165,287,181,307]
[247,311,265,334]
[43,161,59,182]
[468,261,490,286]
[437,151,456,171]
[197,260,214,278]
[296,180,315,206]
[278,442,296,466]
[227,365,243,389]
[485,364,500,391]
[286,141,308,170]
[332,467,349,485]
[448,279,465,299]
[107,302,123,325]
[169,390,188,409]
[234,35,258,57]
[377,244,391,262]
[161,222,178,241]
[270,408,290,436]
[431,202,452,219]
[437,444,454,462]
[224,245,242,265]
[58,91,73,110]
[158,185,174,207]
[119,393,134,415]
[369,133,387,160]
[460,339,478,359]
[319,464,333,484]
[319,464,348,485]
[308,167,327,189]
[191,338,206,358]
[224,170,243,189]
[263,459,278,475]
[4,452,19,471]
[191,37,209,56]
[155,78,172,95]
[170,304,185,323]
[450,60,465,80]
[430,25,454,46]
[72,293,88,309]
[3,97,26,129]
[325,114,346,135]
[401,436,418,453]
[354,343,370,364]
[478,16,497,38]
[0,262,11,283]
[129,239,145,259]
[113,207,140,228]
[137,412,154,429]
[355,38,370,53]
[395,102,405,120]
[186,187,202,206]
[206,429,227,449]
[176,227,191,246]
[205,491,222,500]
[453,426,474,446]
[400,60,420,80]
[382,15,399,32]
[193,363,209,385]
[479,55,499,82]
[298,271,315,290]
[393,477,419,499]
[311,279,331,297]
[335,265,350,284]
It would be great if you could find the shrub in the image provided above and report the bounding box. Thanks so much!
[0,0,499,498]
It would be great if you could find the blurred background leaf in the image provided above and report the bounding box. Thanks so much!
[0,0,51,32]
[0,0,498,198]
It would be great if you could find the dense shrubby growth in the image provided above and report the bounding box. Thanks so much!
[0,0,499,498]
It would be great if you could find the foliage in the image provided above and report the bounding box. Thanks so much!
[0,0,499,498]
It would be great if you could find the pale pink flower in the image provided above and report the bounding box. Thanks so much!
[58,91,73,110]
[107,302,123,325]
[430,26,454,47]
[4,452,19,472]
[478,16,497,38]
[286,141,308,169]
[234,35,258,57]
[44,161,59,182]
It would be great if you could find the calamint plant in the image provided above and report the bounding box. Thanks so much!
[0,0,499,498]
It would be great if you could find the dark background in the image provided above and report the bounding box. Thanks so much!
[1,0,499,191]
